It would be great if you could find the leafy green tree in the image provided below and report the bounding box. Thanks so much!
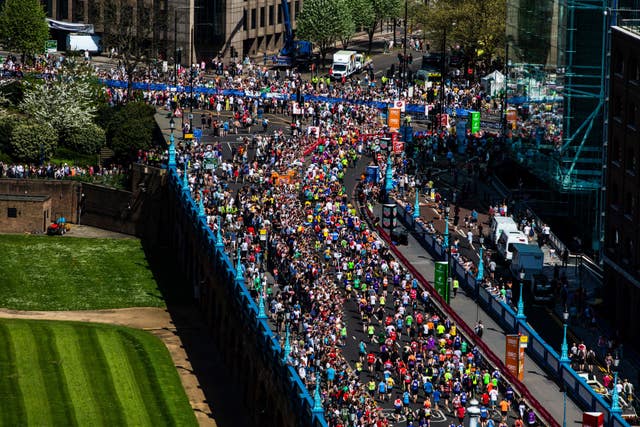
[9,121,58,163]
[101,0,167,97]
[363,0,401,53]
[0,0,50,62]
[414,0,505,69]
[296,0,353,64]
[106,102,156,160]
[351,0,376,31]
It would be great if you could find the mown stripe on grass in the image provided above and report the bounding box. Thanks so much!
[52,324,104,427]
[97,329,152,427]
[116,330,174,426]
[28,323,77,426]
[7,322,54,426]
[75,325,127,426]
[0,321,26,426]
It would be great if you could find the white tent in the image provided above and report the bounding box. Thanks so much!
[481,70,506,96]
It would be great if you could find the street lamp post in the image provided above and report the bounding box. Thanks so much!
[475,235,484,322]
[168,117,176,170]
[384,155,394,201]
[440,27,446,118]
[516,268,526,320]
[560,308,570,363]
[312,375,323,415]
[413,189,421,219]
[476,235,485,281]
[611,354,622,414]
[443,200,450,251]
[560,307,569,427]
[189,25,195,133]
[402,0,408,90]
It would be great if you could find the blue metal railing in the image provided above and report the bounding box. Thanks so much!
[166,167,327,427]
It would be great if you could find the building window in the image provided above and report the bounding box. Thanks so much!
[243,9,247,30]
[7,208,17,218]
[625,191,634,216]
[260,6,265,27]
[628,103,638,129]
[278,4,282,24]
[629,57,638,83]
[611,137,621,164]
[613,94,624,122]
[269,5,274,26]
[614,52,624,75]
[626,149,637,175]
[610,182,619,207]
[251,8,256,29]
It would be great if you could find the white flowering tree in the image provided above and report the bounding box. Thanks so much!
[20,78,97,132]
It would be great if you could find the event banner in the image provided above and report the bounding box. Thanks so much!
[434,261,449,304]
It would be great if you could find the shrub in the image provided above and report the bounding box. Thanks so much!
[61,123,106,154]
[9,121,58,163]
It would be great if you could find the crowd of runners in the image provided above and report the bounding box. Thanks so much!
[165,69,544,425]
[0,49,595,426]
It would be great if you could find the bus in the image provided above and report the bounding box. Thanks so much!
[421,53,444,70]
[415,68,442,85]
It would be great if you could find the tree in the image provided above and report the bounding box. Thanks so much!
[363,0,401,53]
[296,0,353,65]
[19,78,98,137]
[101,1,166,97]
[414,0,505,70]
[0,0,50,62]
[341,0,373,48]
[106,102,157,160]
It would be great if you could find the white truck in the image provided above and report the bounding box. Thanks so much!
[66,33,102,53]
[331,50,357,79]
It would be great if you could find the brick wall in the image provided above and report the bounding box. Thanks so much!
[0,198,52,234]
[0,180,80,223]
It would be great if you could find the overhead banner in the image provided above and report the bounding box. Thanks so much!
[434,261,449,304]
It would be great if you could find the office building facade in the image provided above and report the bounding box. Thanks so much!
[40,0,302,63]
[603,24,640,343]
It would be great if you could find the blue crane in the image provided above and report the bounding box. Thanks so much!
[273,0,314,67]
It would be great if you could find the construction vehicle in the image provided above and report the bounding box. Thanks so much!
[272,0,314,67]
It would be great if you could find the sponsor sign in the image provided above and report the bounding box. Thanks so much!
[434,262,450,304]
[388,108,401,129]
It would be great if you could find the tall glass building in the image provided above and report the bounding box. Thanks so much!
[504,0,640,252]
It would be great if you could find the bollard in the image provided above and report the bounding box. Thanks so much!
[467,398,481,427]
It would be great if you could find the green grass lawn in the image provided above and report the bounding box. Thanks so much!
[0,235,166,310]
[0,318,197,426]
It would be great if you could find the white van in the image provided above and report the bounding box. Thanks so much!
[497,230,529,261]
[490,216,518,245]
